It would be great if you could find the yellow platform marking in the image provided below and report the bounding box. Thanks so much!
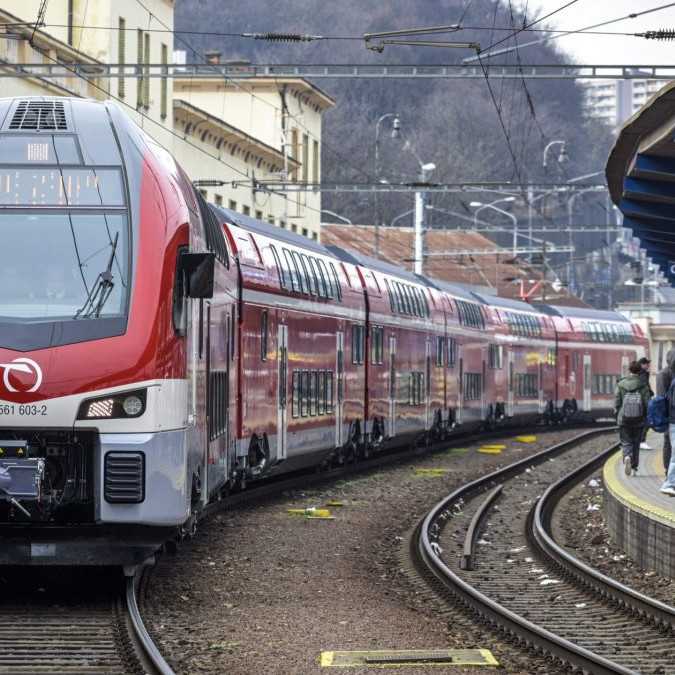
[603,451,675,527]
[320,649,499,668]
[480,444,506,450]
[413,468,450,477]
[478,446,502,454]
[287,508,333,518]
[325,500,344,507]
[515,435,537,443]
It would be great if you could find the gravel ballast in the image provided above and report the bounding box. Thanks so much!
[142,429,593,674]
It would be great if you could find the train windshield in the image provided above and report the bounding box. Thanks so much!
[0,212,128,320]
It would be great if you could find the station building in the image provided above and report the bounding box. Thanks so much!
[0,0,332,240]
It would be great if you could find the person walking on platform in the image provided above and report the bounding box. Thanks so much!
[638,357,654,450]
[656,349,675,476]
[614,361,651,476]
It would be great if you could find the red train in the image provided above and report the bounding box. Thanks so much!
[0,97,647,565]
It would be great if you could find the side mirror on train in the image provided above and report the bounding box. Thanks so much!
[179,252,215,299]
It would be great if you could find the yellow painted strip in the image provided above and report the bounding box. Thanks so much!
[305,515,336,520]
[481,444,506,450]
[478,447,502,454]
[603,451,675,527]
[319,649,499,668]
[320,652,335,666]
[515,435,537,443]
[413,468,450,476]
[325,501,344,507]
[287,508,332,517]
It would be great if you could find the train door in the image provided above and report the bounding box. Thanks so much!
[507,350,514,417]
[336,331,345,447]
[621,355,630,377]
[425,339,432,430]
[277,324,288,460]
[583,354,592,411]
[458,354,464,424]
[388,335,396,437]
[481,358,487,420]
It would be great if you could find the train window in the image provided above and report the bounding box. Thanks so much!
[208,370,228,441]
[291,251,308,294]
[489,344,503,369]
[516,373,537,398]
[383,279,394,312]
[371,326,383,365]
[269,245,287,289]
[309,371,318,416]
[194,190,229,267]
[446,337,457,368]
[326,371,334,412]
[316,259,333,299]
[317,371,326,415]
[309,258,327,298]
[292,371,300,417]
[328,262,342,301]
[420,289,430,318]
[172,246,188,336]
[300,370,309,417]
[282,249,300,292]
[401,285,413,315]
[410,288,421,317]
[435,336,444,366]
[260,310,268,361]
[352,324,365,364]
[463,373,482,401]
[302,254,318,296]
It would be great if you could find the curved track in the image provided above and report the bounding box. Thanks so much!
[0,566,174,675]
[415,428,675,675]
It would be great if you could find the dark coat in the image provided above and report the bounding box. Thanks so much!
[614,374,651,426]
[656,348,675,397]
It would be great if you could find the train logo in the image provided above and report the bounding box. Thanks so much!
[0,358,43,393]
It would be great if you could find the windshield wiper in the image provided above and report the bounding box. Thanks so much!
[73,232,118,319]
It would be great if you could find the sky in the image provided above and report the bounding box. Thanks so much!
[512,0,675,66]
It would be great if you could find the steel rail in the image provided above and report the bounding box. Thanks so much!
[532,445,675,631]
[459,484,502,571]
[416,428,637,675]
[125,571,175,675]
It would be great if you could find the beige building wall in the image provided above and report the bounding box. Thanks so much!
[1,0,174,147]
[174,76,334,240]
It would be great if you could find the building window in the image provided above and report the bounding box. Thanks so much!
[143,32,150,110]
[312,232,318,241]
[280,220,286,229]
[291,128,299,181]
[302,227,308,237]
[267,215,275,225]
[313,140,319,183]
[214,194,223,206]
[160,43,168,120]
[291,224,297,233]
[256,210,263,220]
[118,18,126,99]
[243,205,251,216]
[136,30,144,109]
[229,199,237,211]
[302,133,309,182]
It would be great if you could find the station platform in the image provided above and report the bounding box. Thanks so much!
[603,432,675,578]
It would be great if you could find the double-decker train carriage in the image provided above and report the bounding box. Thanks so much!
[0,96,649,566]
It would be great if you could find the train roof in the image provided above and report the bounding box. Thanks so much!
[324,245,424,285]
[534,303,632,322]
[470,291,542,313]
[210,205,334,257]
[418,275,486,302]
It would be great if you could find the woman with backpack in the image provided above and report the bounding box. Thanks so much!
[614,361,652,476]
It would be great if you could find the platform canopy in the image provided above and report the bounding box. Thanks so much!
[607,81,675,284]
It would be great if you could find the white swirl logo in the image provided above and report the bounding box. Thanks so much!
[0,358,43,393]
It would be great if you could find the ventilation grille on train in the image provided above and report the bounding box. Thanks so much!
[104,452,145,504]
[9,100,68,131]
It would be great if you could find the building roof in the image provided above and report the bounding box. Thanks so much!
[606,79,675,285]
[320,223,585,304]
[174,99,297,172]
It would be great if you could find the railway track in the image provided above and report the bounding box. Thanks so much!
[0,566,174,675]
[415,428,675,675]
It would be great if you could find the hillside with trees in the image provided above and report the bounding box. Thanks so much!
[175,0,613,232]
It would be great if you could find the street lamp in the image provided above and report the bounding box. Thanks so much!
[321,209,352,226]
[470,197,518,255]
[543,140,568,168]
[374,113,401,258]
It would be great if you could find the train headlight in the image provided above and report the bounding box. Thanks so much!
[77,389,147,420]
[122,395,144,417]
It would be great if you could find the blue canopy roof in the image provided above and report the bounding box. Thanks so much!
[606,81,675,283]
